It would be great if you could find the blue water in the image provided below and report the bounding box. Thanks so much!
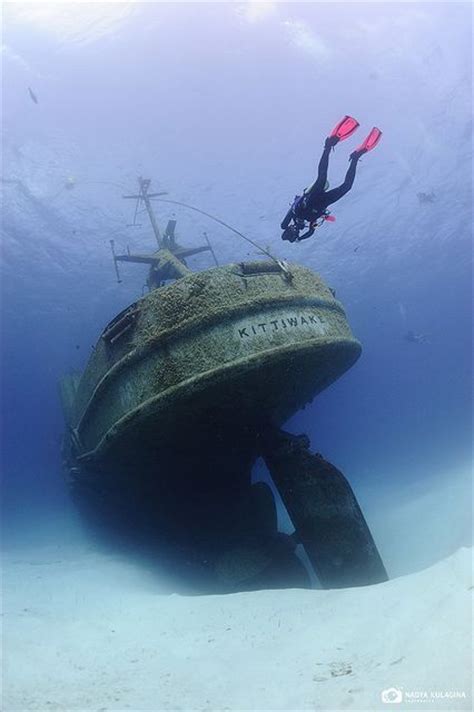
[1,4,472,710]
[1,2,471,577]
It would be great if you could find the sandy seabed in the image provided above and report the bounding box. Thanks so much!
[1,538,471,712]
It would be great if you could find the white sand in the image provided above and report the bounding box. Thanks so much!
[2,542,471,711]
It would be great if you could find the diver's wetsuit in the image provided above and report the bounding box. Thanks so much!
[281,138,360,241]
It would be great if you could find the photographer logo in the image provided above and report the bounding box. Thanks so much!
[381,688,403,704]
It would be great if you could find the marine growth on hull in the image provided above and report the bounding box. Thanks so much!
[60,178,387,593]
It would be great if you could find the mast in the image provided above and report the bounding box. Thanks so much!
[136,177,163,248]
[115,177,216,288]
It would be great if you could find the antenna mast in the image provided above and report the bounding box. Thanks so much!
[115,177,216,288]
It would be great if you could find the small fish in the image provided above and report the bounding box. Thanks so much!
[417,191,436,204]
[28,87,38,104]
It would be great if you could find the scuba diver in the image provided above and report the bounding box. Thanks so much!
[281,116,382,243]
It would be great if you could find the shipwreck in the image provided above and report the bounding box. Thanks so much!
[60,178,387,592]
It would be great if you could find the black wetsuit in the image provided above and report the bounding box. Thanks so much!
[281,138,360,241]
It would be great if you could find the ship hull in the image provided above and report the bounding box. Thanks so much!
[63,261,360,471]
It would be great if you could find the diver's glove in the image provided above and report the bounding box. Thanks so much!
[281,226,299,243]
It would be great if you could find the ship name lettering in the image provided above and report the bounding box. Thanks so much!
[237,313,325,339]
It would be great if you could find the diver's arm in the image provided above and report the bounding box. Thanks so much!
[297,224,316,241]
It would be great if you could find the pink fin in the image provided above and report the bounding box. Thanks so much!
[355,127,382,153]
[330,115,360,141]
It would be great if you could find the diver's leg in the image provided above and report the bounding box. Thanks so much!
[323,155,358,205]
[305,138,336,198]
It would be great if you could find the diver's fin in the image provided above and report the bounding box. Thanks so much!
[354,127,382,154]
[329,115,360,141]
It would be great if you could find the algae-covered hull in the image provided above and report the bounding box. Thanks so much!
[62,261,361,471]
